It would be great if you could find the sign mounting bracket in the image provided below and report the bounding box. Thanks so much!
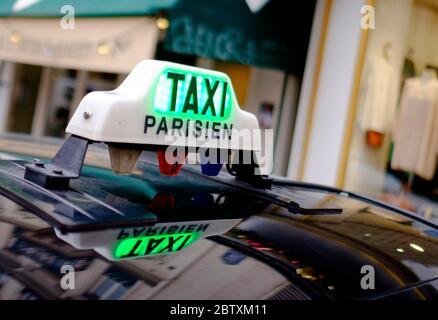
[24,135,91,189]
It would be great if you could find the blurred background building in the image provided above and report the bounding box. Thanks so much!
[0,0,315,177]
[0,0,436,220]
[289,0,438,222]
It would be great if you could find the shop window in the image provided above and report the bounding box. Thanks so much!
[85,72,118,94]
[44,69,77,137]
[43,69,119,138]
[154,41,197,67]
[6,64,42,134]
[214,61,251,107]
[343,0,438,222]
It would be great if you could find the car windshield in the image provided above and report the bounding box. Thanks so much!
[0,192,306,300]
[0,153,437,300]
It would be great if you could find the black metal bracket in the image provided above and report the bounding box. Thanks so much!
[23,137,273,190]
[24,135,91,189]
[287,202,342,215]
[232,151,273,189]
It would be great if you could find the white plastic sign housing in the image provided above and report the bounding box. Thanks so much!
[55,218,242,261]
[67,60,260,151]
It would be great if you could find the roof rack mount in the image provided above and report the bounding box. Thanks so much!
[24,135,90,189]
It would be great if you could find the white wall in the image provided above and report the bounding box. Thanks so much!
[364,0,413,70]
[0,61,15,132]
[302,0,365,185]
[344,0,413,196]
[245,67,285,116]
[287,0,327,179]
[246,68,300,176]
[407,4,438,72]
[274,74,300,175]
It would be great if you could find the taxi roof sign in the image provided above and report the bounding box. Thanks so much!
[24,60,271,190]
[66,60,260,151]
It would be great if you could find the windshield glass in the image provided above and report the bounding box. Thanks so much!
[0,193,300,300]
[0,157,437,300]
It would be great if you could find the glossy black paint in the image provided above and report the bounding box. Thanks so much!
[0,153,436,300]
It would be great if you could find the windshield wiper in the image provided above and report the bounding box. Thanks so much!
[287,201,341,215]
[271,177,438,229]
[181,166,343,216]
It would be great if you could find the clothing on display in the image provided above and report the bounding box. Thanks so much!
[391,70,438,180]
[365,130,384,148]
[359,55,399,134]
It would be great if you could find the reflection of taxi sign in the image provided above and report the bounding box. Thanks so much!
[55,219,242,261]
[67,60,258,144]
[114,232,200,259]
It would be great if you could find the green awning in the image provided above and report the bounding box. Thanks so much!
[0,0,178,17]
[163,0,316,73]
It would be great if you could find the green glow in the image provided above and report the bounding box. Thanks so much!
[153,68,233,121]
[114,232,201,259]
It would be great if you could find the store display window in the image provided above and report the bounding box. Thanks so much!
[344,0,438,222]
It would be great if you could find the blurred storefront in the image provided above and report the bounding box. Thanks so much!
[157,0,316,175]
[0,0,434,219]
[289,0,438,221]
[0,1,174,138]
[0,0,317,177]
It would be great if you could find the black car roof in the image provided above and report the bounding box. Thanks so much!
[0,145,437,300]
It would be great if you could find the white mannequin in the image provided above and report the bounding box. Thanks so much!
[359,42,398,133]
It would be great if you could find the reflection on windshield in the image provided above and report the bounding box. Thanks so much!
[0,194,298,300]
[1,179,438,300]
[249,186,438,298]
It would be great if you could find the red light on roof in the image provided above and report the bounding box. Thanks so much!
[148,192,175,210]
[157,150,186,176]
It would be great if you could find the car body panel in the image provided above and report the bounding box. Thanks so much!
[0,150,436,300]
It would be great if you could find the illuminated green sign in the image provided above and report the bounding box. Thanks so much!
[114,232,201,259]
[153,68,233,121]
